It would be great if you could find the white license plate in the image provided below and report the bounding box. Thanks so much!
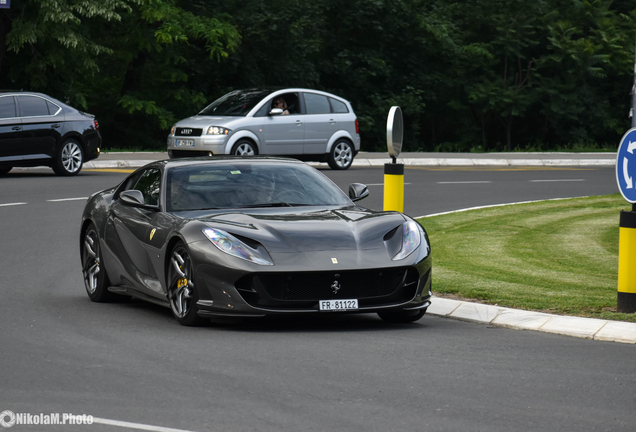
[319,299,358,311]
[176,139,194,147]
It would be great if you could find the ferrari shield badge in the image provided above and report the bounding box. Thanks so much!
[150,228,156,241]
[331,258,338,264]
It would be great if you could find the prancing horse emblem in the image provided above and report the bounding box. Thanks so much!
[331,280,341,294]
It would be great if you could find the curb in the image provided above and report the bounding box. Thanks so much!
[427,297,636,344]
[84,160,160,169]
[84,158,617,169]
[352,158,615,167]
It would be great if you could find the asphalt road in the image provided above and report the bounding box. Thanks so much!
[0,166,634,432]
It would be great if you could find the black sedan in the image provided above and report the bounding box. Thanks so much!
[0,91,101,176]
[80,157,432,325]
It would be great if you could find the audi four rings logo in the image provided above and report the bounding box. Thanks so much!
[181,129,192,135]
[331,280,340,294]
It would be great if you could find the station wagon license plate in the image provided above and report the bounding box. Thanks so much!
[176,139,194,147]
[319,299,358,311]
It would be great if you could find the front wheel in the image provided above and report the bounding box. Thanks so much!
[328,140,353,170]
[53,139,84,176]
[82,223,116,302]
[231,140,258,156]
[167,243,206,326]
[377,308,426,323]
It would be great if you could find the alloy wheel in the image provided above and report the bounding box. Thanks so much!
[61,141,83,173]
[169,247,194,319]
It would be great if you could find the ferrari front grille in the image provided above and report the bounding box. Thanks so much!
[237,267,414,302]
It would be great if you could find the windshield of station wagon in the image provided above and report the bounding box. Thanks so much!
[199,89,275,117]
[167,162,352,212]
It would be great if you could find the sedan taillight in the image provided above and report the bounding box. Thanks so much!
[355,118,359,134]
[93,120,99,130]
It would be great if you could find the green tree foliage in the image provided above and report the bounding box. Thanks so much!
[0,0,634,151]
[441,0,635,151]
[0,0,133,104]
[0,0,239,148]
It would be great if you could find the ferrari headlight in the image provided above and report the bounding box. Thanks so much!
[203,228,273,265]
[392,221,424,261]
[207,126,230,135]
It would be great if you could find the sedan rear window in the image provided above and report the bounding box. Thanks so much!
[18,96,50,117]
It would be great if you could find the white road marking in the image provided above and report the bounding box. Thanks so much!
[47,197,88,202]
[417,197,583,219]
[92,417,198,432]
[529,179,584,182]
[0,202,27,207]
[436,181,491,184]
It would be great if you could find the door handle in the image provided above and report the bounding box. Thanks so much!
[296,120,303,125]
[12,126,21,131]
[329,119,336,124]
[52,124,61,128]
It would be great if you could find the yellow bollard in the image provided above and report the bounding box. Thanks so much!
[618,211,636,313]
[384,163,404,212]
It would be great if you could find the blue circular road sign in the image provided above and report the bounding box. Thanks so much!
[617,128,636,203]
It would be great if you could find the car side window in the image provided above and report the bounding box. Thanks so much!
[254,103,271,117]
[304,93,331,114]
[18,96,50,117]
[46,100,61,115]
[132,168,162,206]
[329,98,349,113]
[0,96,17,119]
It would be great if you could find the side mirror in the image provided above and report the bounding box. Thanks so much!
[120,190,158,210]
[269,108,284,116]
[349,183,369,202]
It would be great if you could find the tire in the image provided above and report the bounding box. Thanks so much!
[328,139,353,170]
[377,308,427,323]
[0,166,12,175]
[53,138,84,176]
[167,242,206,326]
[231,140,258,156]
[82,223,116,302]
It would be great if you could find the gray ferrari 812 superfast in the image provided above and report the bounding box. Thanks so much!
[80,157,432,326]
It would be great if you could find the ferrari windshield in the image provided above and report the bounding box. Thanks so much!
[166,161,352,212]
[198,89,275,116]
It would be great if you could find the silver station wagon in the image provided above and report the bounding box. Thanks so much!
[167,88,360,169]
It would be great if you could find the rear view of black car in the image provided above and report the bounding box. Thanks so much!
[0,91,101,176]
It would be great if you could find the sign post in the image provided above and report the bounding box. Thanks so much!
[384,106,404,212]
[616,128,636,313]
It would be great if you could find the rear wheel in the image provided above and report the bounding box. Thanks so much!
[231,140,257,156]
[167,243,205,326]
[328,139,353,170]
[82,223,116,302]
[0,166,12,175]
[377,308,426,323]
[53,138,83,176]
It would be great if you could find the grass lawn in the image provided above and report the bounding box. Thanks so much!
[418,194,636,323]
